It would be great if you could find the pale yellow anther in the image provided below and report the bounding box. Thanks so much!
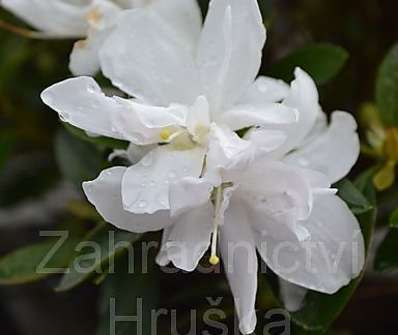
[160,129,172,141]
[209,255,220,266]
[86,7,103,27]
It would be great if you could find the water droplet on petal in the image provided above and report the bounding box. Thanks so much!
[138,200,147,208]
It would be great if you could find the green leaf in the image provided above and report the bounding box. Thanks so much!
[354,167,377,206]
[335,179,373,214]
[55,128,103,187]
[390,208,398,228]
[290,204,376,332]
[269,43,349,85]
[374,229,398,272]
[0,237,79,285]
[64,124,129,150]
[376,43,398,126]
[97,252,160,335]
[56,224,141,292]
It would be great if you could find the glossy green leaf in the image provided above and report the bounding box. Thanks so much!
[55,128,103,187]
[269,43,349,85]
[335,179,373,214]
[376,43,398,126]
[374,229,398,271]
[390,208,398,228]
[64,124,129,150]
[0,237,79,285]
[56,225,141,292]
[97,252,160,335]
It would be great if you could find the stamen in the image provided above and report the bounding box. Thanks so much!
[160,129,172,141]
[209,186,223,266]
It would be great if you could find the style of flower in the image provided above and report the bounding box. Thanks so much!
[40,0,365,333]
[1,0,200,75]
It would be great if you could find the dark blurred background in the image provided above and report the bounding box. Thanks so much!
[1,0,398,334]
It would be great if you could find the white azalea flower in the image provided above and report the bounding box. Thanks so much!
[153,68,364,333]
[40,0,364,333]
[1,0,200,75]
[41,0,297,216]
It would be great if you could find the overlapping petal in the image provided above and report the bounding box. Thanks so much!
[220,199,258,335]
[83,167,171,233]
[121,146,206,214]
[157,202,214,272]
[100,9,200,106]
[197,0,266,113]
[255,194,365,294]
[284,112,360,183]
[220,103,298,130]
[41,76,127,139]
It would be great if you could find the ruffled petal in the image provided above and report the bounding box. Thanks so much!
[112,100,187,145]
[197,0,266,113]
[254,194,365,294]
[121,146,206,214]
[244,128,287,155]
[235,160,313,221]
[284,112,360,183]
[169,177,213,217]
[239,76,290,104]
[206,125,253,180]
[220,199,258,334]
[100,9,200,106]
[83,167,171,233]
[220,103,298,130]
[149,0,202,53]
[158,202,214,272]
[274,68,320,156]
[41,77,127,140]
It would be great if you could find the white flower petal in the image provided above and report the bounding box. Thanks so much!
[112,100,187,145]
[255,194,365,294]
[274,68,320,156]
[197,0,266,113]
[220,103,298,130]
[1,0,90,36]
[160,202,214,272]
[244,128,287,154]
[186,96,211,141]
[69,29,107,76]
[206,125,253,177]
[121,146,206,214]
[169,177,213,217]
[83,167,171,233]
[236,160,313,221]
[279,279,307,312]
[100,9,200,106]
[41,77,127,140]
[239,76,290,104]
[220,199,257,335]
[284,112,360,183]
[149,0,202,53]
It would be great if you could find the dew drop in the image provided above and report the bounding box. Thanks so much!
[138,200,147,208]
